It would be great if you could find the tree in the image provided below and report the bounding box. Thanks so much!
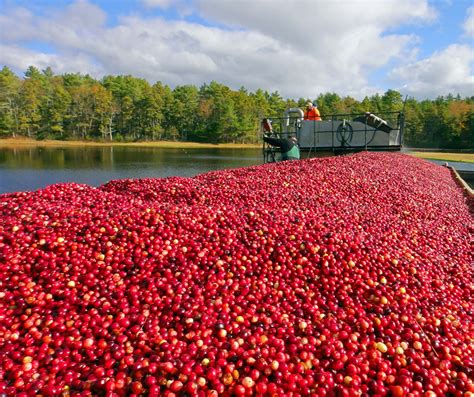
[444,99,474,148]
[199,81,242,143]
[63,72,96,89]
[133,83,165,141]
[267,91,286,118]
[332,96,360,115]
[39,77,71,138]
[18,78,43,137]
[381,89,403,112]
[25,66,44,81]
[0,66,21,137]
[102,75,150,139]
[360,96,372,113]
[250,89,270,122]
[92,84,114,140]
[172,85,199,141]
[460,109,474,149]
[419,100,445,148]
[233,87,258,143]
[402,98,423,147]
[42,66,54,79]
[152,82,175,140]
[316,93,341,116]
[369,93,383,113]
[0,65,472,148]
[196,96,214,141]
[216,95,239,143]
[68,84,96,139]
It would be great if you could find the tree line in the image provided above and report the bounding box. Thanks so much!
[0,66,472,148]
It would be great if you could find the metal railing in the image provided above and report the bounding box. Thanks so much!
[261,110,404,163]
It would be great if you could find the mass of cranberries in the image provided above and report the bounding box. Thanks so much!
[0,152,472,396]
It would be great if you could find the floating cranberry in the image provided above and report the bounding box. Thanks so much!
[0,153,472,395]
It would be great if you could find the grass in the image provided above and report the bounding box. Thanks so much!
[408,151,474,163]
[0,137,260,149]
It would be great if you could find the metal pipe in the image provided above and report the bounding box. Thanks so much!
[283,108,304,128]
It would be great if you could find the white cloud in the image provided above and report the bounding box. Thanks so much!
[0,44,104,77]
[0,7,35,42]
[0,0,458,100]
[141,0,174,8]
[196,0,437,47]
[463,6,474,37]
[57,0,106,31]
[389,44,474,98]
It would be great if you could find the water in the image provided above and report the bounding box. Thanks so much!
[428,159,474,172]
[428,159,474,188]
[0,146,262,194]
[1,146,472,194]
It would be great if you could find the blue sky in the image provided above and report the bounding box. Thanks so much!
[1,0,473,100]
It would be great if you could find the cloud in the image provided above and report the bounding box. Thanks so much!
[140,0,174,8]
[192,0,436,97]
[0,0,453,100]
[463,6,474,37]
[0,44,104,77]
[57,0,106,31]
[389,44,474,98]
[195,0,437,46]
[0,7,35,42]
[0,1,105,49]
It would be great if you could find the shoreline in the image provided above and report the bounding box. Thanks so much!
[1,138,473,163]
[0,137,260,150]
[407,151,474,163]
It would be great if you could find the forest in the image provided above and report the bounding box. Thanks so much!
[0,66,472,149]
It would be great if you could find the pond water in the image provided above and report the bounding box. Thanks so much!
[428,159,474,172]
[0,146,472,194]
[0,146,263,194]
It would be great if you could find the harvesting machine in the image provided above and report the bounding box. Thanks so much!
[261,108,405,163]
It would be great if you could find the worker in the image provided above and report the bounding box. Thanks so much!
[263,134,300,161]
[304,101,322,121]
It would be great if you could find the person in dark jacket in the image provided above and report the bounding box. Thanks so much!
[263,135,300,161]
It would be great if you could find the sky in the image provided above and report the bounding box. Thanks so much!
[0,0,473,100]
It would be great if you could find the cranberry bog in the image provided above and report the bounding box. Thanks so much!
[0,152,472,396]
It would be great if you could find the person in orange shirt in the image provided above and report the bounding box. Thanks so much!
[304,101,322,121]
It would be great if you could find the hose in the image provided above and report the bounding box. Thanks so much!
[336,120,378,148]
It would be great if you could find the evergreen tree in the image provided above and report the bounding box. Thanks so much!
[18,78,42,137]
[0,65,471,148]
[0,66,21,136]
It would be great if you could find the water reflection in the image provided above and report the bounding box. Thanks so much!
[0,146,264,169]
[0,146,263,194]
[1,147,472,194]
